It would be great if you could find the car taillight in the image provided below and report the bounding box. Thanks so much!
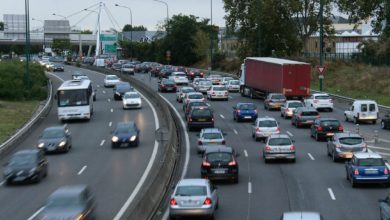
[290,145,296,151]
[222,140,226,145]
[170,198,177,206]
[276,127,281,133]
[338,126,343,131]
[285,109,289,112]
[237,110,241,113]
[254,109,258,113]
[354,169,359,175]
[191,72,194,75]
[316,126,323,132]
[200,72,204,75]
[202,160,211,167]
[188,117,192,122]
[335,144,341,148]
[198,141,202,145]
[385,168,389,175]
[265,146,271,151]
[228,160,237,166]
[203,198,212,205]
[212,118,214,122]
[256,128,260,132]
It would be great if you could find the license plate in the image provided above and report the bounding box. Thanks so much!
[213,169,226,174]
[306,120,313,123]
[326,133,334,136]
[167,88,172,91]
[365,170,378,174]
[244,116,252,119]
[198,118,206,122]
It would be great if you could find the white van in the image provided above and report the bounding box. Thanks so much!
[344,100,378,124]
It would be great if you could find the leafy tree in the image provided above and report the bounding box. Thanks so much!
[52,39,71,55]
[80,29,92,34]
[122,25,147,32]
[0,21,4,31]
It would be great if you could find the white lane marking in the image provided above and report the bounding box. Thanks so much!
[109,122,112,127]
[328,188,336,200]
[378,152,390,156]
[108,98,111,102]
[27,206,45,220]
[103,90,106,94]
[248,182,252,194]
[110,108,114,113]
[114,89,160,220]
[0,180,5,186]
[220,114,225,119]
[287,131,293,137]
[100,140,105,146]
[308,153,315,161]
[77,166,87,175]
[369,145,390,151]
[233,129,238,135]
[244,150,248,157]
[159,95,191,220]
[229,96,233,99]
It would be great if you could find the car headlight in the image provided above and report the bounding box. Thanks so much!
[115,92,121,96]
[29,168,37,174]
[38,143,45,148]
[59,141,66,147]
[75,214,84,220]
[112,136,119,142]
[130,136,136,141]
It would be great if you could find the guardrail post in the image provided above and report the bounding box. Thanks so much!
[355,124,360,134]
[374,130,379,144]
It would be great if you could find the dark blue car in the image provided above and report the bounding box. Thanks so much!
[111,122,140,148]
[233,103,258,122]
[345,152,390,187]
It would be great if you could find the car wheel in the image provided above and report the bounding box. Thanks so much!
[233,177,239,184]
[345,115,349,122]
[353,117,358,124]
[290,158,296,163]
[35,172,42,183]
[373,120,377,124]
[264,157,268,164]
[315,133,320,141]
[255,137,259,142]
[111,143,116,149]
[169,215,176,220]
[329,108,333,112]
[351,178,357,188]
[332,151,338,162]
[65,145,70,153]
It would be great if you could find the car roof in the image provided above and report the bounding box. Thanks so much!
[201,128,222,133]
[14,149,40,156]
[237,102,255,105]
[268,134,290,139]
[205,145,233,154]
[312,93,329,96]
[282,212,322,220]
[257,117,277,121]
[286,100,302,103]
[353,100,377,104]
[335,132,362,138]
[177,178,209,186]
[354,152,382,159]
[50,185,89,198]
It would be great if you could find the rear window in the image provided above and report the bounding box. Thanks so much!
[174,73,186,77]
[182,88,195,93]
[200,81,212,86]
[202,133,222,139]
[124,93,140,99]
[116,83,131,90]
[268,138,292,146]
[357,158,385,166]
[339,137,363,145]
[213,86,227,91]
[258,120,277,127]
[320,120,340,127]
[315,95,330,99]
[163,80,175,85]
[369,104,376,111]
[271,94,286,100]
[176,186,207,196]
[192,109,212,117]
[361,104,367,112]
[207,152,232,162]
[301,111,318,116]
[239,104,256,110]
[188,94,204,99]
[288,102,303,108]
[229,80,239,85]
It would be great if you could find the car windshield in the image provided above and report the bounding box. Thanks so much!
[192,109,212,117]
[46,195,82,208]
[320,120,340,127]
[163,80,175,85]
[42,129,64,139]
[116,124,135,133]
[202,132,222,139]
[239,104,256,110]
[207,152,232,162]
[268,138,292,146]
[357,158,385,166]
[258,120,277,127]
[174,73,186,77]
[288,102,303,108]
[213,86,227,91]
[175,185,207,196]
[315,95,330,100]
[107,76,119,80]
[116,84,131,90]
[224,77,234,81]
[339,137,363,145]
[302,111,318,116]
[229,80,239,85]
[189,94,203,99]
[183,88,195,93]
[124,93,140,99]
[200,81,212,86]
[10,153,36,166]
[271,94,285,100]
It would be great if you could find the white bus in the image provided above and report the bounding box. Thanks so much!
[56,79,95,121]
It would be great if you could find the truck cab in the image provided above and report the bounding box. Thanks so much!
[344,100,378,124]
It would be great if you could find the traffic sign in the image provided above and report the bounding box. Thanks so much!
[317,66,326,74]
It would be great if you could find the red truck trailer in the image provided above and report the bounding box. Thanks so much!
[239,57,311,99]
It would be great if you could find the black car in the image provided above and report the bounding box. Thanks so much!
[37,125,72,153]
[3,149,48,184]
[53,64,64,72]
[187,106,214,131]
[291,107,320,128]
[184,101,210,119]
[113,82,134,100]
[310,118,343,141]
[159,66,174,79]
[381,114,390,130]
[111,122,140,148]
[187,69,205,80]
[38,185,95,220]
[158,79,177,92]
[201,145,239,183]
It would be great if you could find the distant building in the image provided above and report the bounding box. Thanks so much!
[44,20,71,40]
[3,14,26,39]
[122,31,165,42]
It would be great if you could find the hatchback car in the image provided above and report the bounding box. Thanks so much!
[304,93,334,112]
[226,80,240,92]
[184,101,210,119]
[197,80,213,94]
[169,178,218,220]
[176,86,195,103]
[72,71,87,80]
[37,125,72,153]
[53,64,64,72]
[3,149,48,184]
[37,185,95,220]
[113,82,134,100]
[158,79,177,92]
[381,114,390,130]
[122,91,142,109]
[197,128,226,154]
[191,78,207,90]
[207,85,229,101]
[281,212,324,220]
[233,102,258,122]
[221,77,235,85]
[345,152,390,187]
[280,101,304,119]
[187,107,214,131]
[169,72,189,85]
[252,117,280,142]
[207,74,223,85]
[183,92,205,105]
[291,107,320,128]
[263,134,296,163]
[310,118,343,141]
[327,132,368,162]
[121,64,135,75]
[264,93,286,110]
[111,122,140,148]
[104,75,121,87]
[201,145,239,183]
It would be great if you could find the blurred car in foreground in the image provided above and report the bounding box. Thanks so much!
[233,102,258,122]
[281,212,323,220]
[3,149,48,185]
[122,91,142,109]
[37,185,95,220]
[37,125,72,153]
[169,178,218,220]
[111,122,140,148]
[263,134,296,163]
[327,132,368,162]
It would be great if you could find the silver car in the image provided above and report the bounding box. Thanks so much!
[280,100,304,119]
[169,178,218,220]
[103,75,121,87]
[207,85,229,101]
[197,80,213,94]
[263,134,296,163]
[327,132,368,162]
[252,117,280,142]
[197,128,226,153]
[281,212,323,220]
[176,86,195,103]
[191,78,207,90]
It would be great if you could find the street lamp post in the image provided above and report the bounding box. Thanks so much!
[32,18,45,52]
[319,0,324,91]
[153,0,169,32]
[24,0,31,89]
[52,13,67,20]
[115,4,133,60]
[210,0,213,71]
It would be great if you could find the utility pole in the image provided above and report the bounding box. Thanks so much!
[257,0,261,56]
[319,0,324,91]
[24,0,31,89]
[210,0,213,71]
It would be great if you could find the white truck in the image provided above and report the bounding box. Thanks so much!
[344,100,378,124]
[303,93,334,112]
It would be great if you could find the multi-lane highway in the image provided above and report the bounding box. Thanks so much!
[132,72,390,220]
[0,66,159,220]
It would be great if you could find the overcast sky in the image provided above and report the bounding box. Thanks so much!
[1,0,226,31]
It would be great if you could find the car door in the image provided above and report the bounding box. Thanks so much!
[328,136,336,155]
[346,105,354,120]
[210,183,218,209]
[38,151,47,173]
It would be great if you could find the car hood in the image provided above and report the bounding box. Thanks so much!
[37,207,85,220]
[38,137,64,145]
[114,132,137,139]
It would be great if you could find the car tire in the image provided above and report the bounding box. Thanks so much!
[354,117,359,124]
[315,133,320,141]
[233,177,239,184]
[169,215,176,220]
[332,151,338,162]
[373,120,377,124]
[351,178,357,188]
[111,143,116,149]
[35,172,42,183]
[345,115,349,122]
[290,158,296,163]
[329,108,333,112]
[327,148,331,157]
[346,171,350,180]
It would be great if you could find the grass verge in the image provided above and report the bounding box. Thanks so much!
[0,100,39,143]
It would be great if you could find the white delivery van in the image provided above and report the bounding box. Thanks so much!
[344,100,378,124]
